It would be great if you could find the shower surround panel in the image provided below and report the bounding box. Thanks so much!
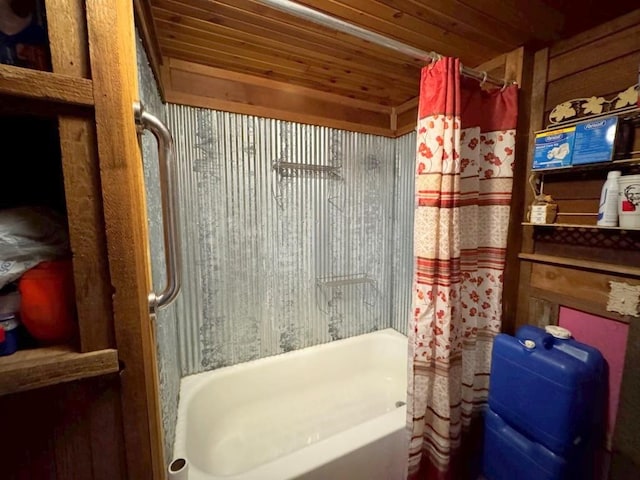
[167,104,409,375]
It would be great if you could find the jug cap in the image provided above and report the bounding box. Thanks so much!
[545,325,571,339]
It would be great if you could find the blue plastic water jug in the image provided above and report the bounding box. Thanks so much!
[483,408,571,480]
[488,325,605,456]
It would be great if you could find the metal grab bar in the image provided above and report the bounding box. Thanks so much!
[134,102,181,313]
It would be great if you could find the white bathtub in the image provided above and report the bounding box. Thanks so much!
[173,328,408,480]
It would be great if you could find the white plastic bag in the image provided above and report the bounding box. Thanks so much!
[0,207,70,289]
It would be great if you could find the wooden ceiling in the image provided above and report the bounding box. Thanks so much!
[140,0,638,107]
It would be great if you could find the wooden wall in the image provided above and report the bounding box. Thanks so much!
[516,10,640,478]
[0,376,127,480]
[518,10,640,322]
[162,57,396,137]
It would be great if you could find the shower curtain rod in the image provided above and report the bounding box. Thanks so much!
[254,0,516,88]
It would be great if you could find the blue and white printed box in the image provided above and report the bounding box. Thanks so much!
[572,116,618,165]
[533,126,576,169]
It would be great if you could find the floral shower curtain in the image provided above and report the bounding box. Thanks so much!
[407,58,518,478]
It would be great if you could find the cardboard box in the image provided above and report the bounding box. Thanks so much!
[572,116,618,165]
[533,126,576,170]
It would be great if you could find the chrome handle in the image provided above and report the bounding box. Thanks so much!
[134,101,181,314]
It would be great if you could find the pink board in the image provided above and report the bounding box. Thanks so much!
[558,307,629,449]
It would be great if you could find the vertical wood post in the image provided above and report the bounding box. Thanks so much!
[85,0,165,477]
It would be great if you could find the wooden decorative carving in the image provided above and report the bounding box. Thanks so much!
[548,84,639,125]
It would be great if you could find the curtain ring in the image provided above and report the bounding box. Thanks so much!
[479,71,488,87]
[501,80,509,92]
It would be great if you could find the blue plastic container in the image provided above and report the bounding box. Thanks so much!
[483,408,571,480]
[0,312,20,356]
[488,325,604,456]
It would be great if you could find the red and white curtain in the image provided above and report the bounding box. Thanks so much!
[407,58,518,478]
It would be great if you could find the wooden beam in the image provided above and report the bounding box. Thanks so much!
[0,64,93,106]
[134,0,166,98]
[44,0,90,78]
[86,0,165,478]
[474,52,508,75]
[161,46,400,104]
[46,0,114,352]
[515,47,549,331]
[505,47,525,86]
[0,346,119,395]
[501,46,531,335]
[164,57,395,136]
[167,57,393,113]
[390,107,397,132]
[395,96,419,114]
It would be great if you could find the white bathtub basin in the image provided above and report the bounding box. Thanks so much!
[174,328,408,480]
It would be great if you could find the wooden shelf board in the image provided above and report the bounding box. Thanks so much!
[531,157,640,174]
[518,252,640,278]
[0,345,118,396]
[0,64,94,107]
[522,222,640,231]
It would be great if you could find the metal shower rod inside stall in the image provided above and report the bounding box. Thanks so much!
[255,0,516,88]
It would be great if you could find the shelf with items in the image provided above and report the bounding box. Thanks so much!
[0,110,111,371]
[0,345,118,396]
[532,98,639,172]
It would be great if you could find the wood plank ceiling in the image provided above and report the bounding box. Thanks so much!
[144,0,635,107]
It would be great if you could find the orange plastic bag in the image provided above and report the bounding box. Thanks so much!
[18,260,77,344]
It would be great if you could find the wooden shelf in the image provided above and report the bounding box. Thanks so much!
[518,252,640,278]
[0,64,94,107]
[522,222,640,231]
[531,157,640,174]
[0,345,118,396]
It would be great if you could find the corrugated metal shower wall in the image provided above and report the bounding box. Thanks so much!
[168,104,415,376]
[392,132,416,335]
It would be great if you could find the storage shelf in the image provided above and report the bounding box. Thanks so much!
[518,252,640,278]
[317,274,377,288]
[273,161,341,180]
[522,222,640,231]
[0,345,119,396]
[0,64,94,107]
[535,106,639,132]
[531,157,640,175]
